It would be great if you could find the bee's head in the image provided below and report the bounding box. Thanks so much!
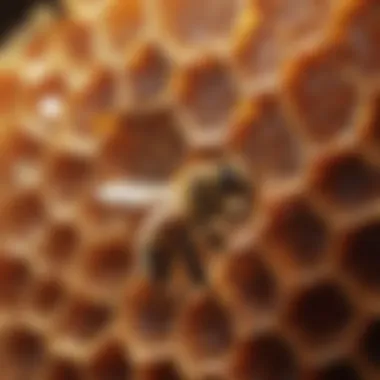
[181,159,255,248]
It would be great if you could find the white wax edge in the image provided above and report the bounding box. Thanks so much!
[96,181,172,208]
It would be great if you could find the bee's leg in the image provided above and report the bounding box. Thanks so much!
[180,229,207,285]
[141,242,174,285]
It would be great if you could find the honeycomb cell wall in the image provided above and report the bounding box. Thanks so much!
[0,0,380,379]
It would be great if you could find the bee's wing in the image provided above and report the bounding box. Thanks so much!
[96,180,172,208]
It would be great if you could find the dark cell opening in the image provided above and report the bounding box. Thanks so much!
[361,320,380,367]
[343,220,380,291]
[289,282,352,344]
[232,333,298,380]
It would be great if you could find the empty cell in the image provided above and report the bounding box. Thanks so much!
[24,74,68,120]
[0,70,21,115]
[88,341,131,380]
[0,326,46,376]
[46,357,84,380]
[128,44,172,102]
[338,0,380,74]
[256,0,334,41]
[5,128,44,169]
[0,255,31,307]
[178,294,233,359]
[342,219,380,291]
[285,45,358,142]
[231,94,300,179]
[60,296,112,341]
[44,223,80,266]
[126,281,176,340]
[231,332,298,380]
[234,19,284,80]
[158,0,240,45]
[101,110,186,180]
[221,248,278,310]
[4,191,46,235]
[287,281,352,345]
[46,152,94,198]
[55,19,93,63]
[313,359,361,380]
[30,278,65,315]
[83,239,132,286]
[103,0,143,49]
[136,360,181,380]
[0,127,44,185]
[311,151,379,209]
[265,196,329,266]
[177,58,237,129]
[25,27,54,60]
[360,320,380,367]
[76,67,117,114]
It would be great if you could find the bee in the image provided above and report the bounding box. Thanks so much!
[97,158,254,287]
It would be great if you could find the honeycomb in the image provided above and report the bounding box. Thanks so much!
[0,0,380,379]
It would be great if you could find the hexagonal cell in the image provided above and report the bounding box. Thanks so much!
[45,151,94,199]
[125,280,176,341]
[23,73,68,121]
[45,357,85,380]
[341,219,380,292]
[0,70,21,115]
[24,26,54,60]
[255,0,335,42]
[219,248,278,311]
[230,332,298,380]
[82,238,133,287]
[285,44,358,142]
[0,325,46,377]
[88,340,132,380]
[4,128,44,172]
[0,128,41,185]
[75,67,117,115]
[360,319,380,368]
[55,19,93,63]
[136,360,181,380]
[312,359,361,380]
[264,195,329,267]
[311,150,379,210]
[103,0,144,49]
[158,0,241,45]
[230,94,301,180]
[287,280,352,346]
[338,0,380,74]
[176,57,238,130]
[43,223,80,267]
[30,278,66,315]
[234,18,284,80]
[3,190,46,236]
[127,44,172,102]
[0,254,31,308]
[101,110,187,180]
[59,296,112,341]
[177,293,233,360]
